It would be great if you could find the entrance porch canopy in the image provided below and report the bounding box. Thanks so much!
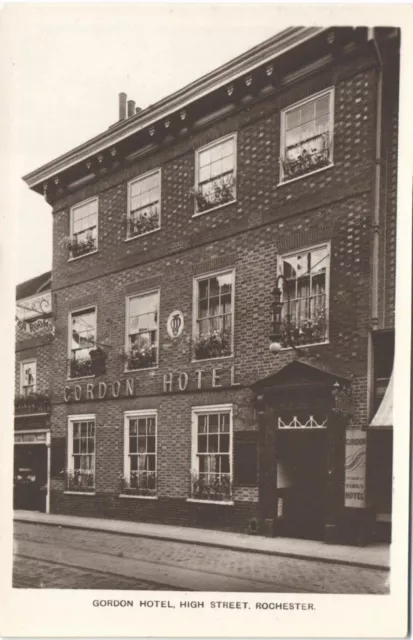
[369,371,393,429]
[252,357,351,395]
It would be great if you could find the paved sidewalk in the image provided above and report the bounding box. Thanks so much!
[14,510,390,570]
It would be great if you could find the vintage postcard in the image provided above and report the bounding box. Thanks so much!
[0,3,411,638]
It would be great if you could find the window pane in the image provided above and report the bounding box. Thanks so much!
[198,415,207,433]
[209,414,219,430]
[198,435,207,453]
[147,436,155,453]
[219,434,230,453]
[316,94,330,117]
[129,437,137,454]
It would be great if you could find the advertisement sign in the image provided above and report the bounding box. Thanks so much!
[166,310,184,338]
[16,292,52,321]
[344,429,367,508]
[16,317,55,335]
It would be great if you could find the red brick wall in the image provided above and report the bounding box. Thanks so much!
[45,45,399,529]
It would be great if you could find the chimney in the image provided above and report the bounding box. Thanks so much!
[135,106,142,115]
[127,99,136,118]
[119,92,127,121]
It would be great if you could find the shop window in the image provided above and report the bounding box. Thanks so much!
[20,360,36,396]
[69,307,96,379]
[121,411,157,496]
[66,416,95,492]
[127,169,161,239]
[278,244,330,347]
[234,431,258,486]
[69,198,98,259]
[193,270,234,360]
[190,405,233,503]
[125,291,159,370]
[193,134,236,214]
[280,89,334,182]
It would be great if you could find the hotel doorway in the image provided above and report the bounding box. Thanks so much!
[276,428,327,541]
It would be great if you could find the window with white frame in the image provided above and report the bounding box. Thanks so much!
[193,271,233,360]
[122,411,157,496]
[280,89,334,182]
[69,307,96,378]
[191,406,233,502]
[127,170,161,239]
[278,244,330,347]
[69,198,98,258]
[67,416,95,492]
[194,135,236,213]
[125,291,159,370]
[20,360,36,396]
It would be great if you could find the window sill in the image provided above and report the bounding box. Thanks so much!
[68,249,98,262]
[124,365,158,374]
[119,494,158,500]
[192,354,234,364]
[192,199,236,218]
[124,227,161,242]
[64,491,96,496]
[186,498,234,506]
[277,163,334,187]
[66,375,95,382]
[280,340,329,352]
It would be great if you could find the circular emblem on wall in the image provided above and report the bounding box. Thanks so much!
[167,310,184,339]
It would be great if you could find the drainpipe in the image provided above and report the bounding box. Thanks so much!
[369,27,383,332]
[366,28,384,422]
[46,432,51,514]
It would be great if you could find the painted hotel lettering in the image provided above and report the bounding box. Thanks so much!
[64,378,137,402]
[162,366,240,393]
[64,367,240,402]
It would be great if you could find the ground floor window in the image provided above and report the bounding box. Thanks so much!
[66,415,95,492]
[191,404,233,502]
[122,410,157,496]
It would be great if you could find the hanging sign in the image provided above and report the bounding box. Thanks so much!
[344,429,367,508]
[16,292,52,321]
[166,310,184,338]
[16,317,55,336]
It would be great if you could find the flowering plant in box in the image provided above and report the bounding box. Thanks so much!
[190,175,236,213]
[281,132,332,181]
[67,232,96,258]
[194,329,231,360]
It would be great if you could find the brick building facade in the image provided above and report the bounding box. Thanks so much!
[22,27,399,543]
[14,271,53,512]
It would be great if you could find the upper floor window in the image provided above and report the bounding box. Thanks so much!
[69,198,98,259]
[193,270,234,361]
[69,307,96,378]
[127,170,161,239]
[125,291,159,371]
[280,89,334,183]
[20,360,36,396]
[193,134,236,214]
[278,244,329,347]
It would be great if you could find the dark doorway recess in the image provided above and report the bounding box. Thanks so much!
[277,429,327,541]
[14,445,47,512]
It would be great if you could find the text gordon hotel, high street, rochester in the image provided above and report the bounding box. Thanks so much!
[15,26,398,547]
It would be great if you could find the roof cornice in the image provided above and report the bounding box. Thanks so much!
[23,26,327,190]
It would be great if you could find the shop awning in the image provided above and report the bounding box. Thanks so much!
[370,371,393,429]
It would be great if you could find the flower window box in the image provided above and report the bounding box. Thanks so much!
[191,471,232,503]
[119,471,157,496]
[194,329,232,360]
[64,469,95,492]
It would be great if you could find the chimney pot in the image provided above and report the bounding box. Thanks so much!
[127,99,136,118]
[119,92,127,121]
[135,106,142,114]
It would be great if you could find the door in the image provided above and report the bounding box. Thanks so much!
[277,430,327,540]
[14,444,47,512]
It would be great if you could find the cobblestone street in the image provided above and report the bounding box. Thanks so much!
[13,522,389,593]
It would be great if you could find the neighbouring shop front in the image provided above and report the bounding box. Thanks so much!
[14,415,50,513]
[253,358,371,545]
